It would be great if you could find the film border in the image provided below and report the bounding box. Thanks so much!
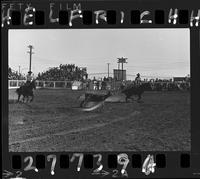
[1,0,200,178]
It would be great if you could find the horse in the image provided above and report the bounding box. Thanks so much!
[16,80,36,103]
[121,83,150,102]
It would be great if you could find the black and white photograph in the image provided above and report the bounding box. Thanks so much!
[8,29,190,152]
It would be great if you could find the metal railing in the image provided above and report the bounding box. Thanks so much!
[8,80,190,91]
[8,80,72,89]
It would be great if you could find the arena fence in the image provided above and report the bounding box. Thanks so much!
[8,80,72,89]
[8,80,190,91]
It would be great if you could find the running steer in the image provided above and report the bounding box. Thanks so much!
[121,83,149,102]
[80,91,111,107]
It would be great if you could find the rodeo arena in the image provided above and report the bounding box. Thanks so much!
[9,55,191,152]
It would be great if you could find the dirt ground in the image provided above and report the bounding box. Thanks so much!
[8,88,190,152]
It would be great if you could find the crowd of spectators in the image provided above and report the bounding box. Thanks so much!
[148,81,190,91]
[36,64,88,81]
[8,67,26,80]
[83,77,190,91]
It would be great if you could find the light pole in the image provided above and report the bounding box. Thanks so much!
[18,65,21,74]
[107,63,110,78]
[27,45,34,75]
[118,63,120,80]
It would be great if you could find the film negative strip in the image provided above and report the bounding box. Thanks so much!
[1,0,200,178]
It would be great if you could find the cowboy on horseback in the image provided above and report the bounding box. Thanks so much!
[16,72,36,103]
[25,71,33,86]
[135,73,142,87]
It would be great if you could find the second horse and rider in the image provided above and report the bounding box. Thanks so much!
[81,73,145,107]
[121,73,146,102]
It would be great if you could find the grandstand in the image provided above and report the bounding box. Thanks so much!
[8,67,26,80]
[8,65,190,91]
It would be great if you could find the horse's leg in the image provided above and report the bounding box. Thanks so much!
[80,100,85,107]
[25,96,28,103]
[125,96,129,103]
[24,95,28,103]
[30,94,34,102]
[23,96,26,103]
[81,96,89,107]
[17,94,21,103]
[22,95,25,103]
[27,96,30,103]
[80,99,86,107]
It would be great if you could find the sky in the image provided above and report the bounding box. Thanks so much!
[9,29,190,80]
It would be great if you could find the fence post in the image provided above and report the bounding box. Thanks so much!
[54,82,56,88]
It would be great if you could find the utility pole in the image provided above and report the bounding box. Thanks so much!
[118,62,120,80]
[27,45,34,75]
[117,57,127,81]
[18,65,21,74]
[107,63,110,78]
